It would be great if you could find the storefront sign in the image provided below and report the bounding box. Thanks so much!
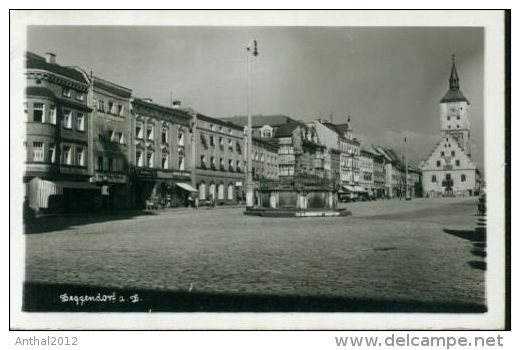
[156,171,173,179]
[171,170,191,179]
[134,168,156,178]
[92,173,127,184]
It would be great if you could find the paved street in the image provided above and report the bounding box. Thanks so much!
[24,197,486,312]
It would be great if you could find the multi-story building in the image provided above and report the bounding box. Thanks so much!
[88,75,133,209]
[24,51,99,214]
[359,147,374,197]
[130,98,195,208]
[419,55,481,197]
[370,148,386,198]
[250,137,279,182]
[335,116,361,186]
[193,114,245,204]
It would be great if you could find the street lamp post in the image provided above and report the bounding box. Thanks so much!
[404,136,411,200]
[246,40,258,208]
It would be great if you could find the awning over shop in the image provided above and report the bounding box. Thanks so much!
[176,182,198,193]
[28,178,100,209]
[354,186,368,193]
[342,185,357,193]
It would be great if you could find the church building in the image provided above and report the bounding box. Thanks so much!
[419,55,482,197]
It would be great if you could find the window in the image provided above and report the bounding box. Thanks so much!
[109,130,116,142]
[448,125,451,129]
[32,142,44,162]
[178,155,185,170]
[48,105,56,124]
[440,151,445,156]
[63,146,72,165]
[161,128,168,144]
[228,159,234,171]
[76,147,85,166]
[219,158,225,170]
[98,100,105,112]
[219,137,224,148]
[178,131,185,146]
[97,156,104,170]
[49,143,56,163]
[135,123,143,139]
[209,183,216,199]
[108,101,114,114]
[147,125,154,140]
[63,88,71,98]
[457,116,460,120]
[447,116,450,121]
[461,174,466,182]
[107,157,114,171]
[76,113,85,131]
[136,150,144,167]
[33,103,44,122]
[228,139,233,150]
[118,132,125,144]
[436,160,441,167]
[146,152,154,168]
[199,183,206,200]
[445,173,451,180]
[63,110,72,129]
[456,125,460,128]
[210,135,215,146]
[210,156,216,169]
[24,102,28,120]
[76,93,84,101]
[227,184,234,200]
[455,159,460,166]
[236,141,242,154]
[236,160,242,172]
[218,184,224,200]
[162,154,169,169]
[118,105,123,115]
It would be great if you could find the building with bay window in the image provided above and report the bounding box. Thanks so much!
[24,51,99,214]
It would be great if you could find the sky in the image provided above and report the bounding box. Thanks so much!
[27,26,484,167]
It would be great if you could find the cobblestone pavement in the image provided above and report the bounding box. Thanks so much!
[24,197,486,309]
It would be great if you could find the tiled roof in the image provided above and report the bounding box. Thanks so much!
[26,51,89,84]
[223,115,298,128]
[274,121,302,138]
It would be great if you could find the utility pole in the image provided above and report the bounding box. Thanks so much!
[246,40,258,208]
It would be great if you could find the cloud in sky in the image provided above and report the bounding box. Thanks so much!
[26,25,484,167]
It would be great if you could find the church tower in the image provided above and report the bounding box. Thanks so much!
[439,55,471,157]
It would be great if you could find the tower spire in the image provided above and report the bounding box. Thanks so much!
[449,54,460,90]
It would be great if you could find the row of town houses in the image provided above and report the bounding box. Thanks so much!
[24,51,423,214]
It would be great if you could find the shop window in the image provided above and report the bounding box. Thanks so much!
[199,183,206,200]
[77,113,85,131]
[162,154,169,169]
[227,184,234,200]
[209,183,216,199]
[76,147,85,166]
[32,142,44,162]
[33,103,44,122]
[217,184,224,200]
[63,110,72,129]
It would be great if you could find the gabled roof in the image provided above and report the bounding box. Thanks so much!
[274,121,302,138]
[26,51,89,84]
[222,115,298,128]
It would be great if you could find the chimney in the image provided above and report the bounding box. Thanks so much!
[172,100,181,108]
[45,52,56,64]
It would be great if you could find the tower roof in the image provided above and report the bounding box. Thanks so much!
[440,54,469,104]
